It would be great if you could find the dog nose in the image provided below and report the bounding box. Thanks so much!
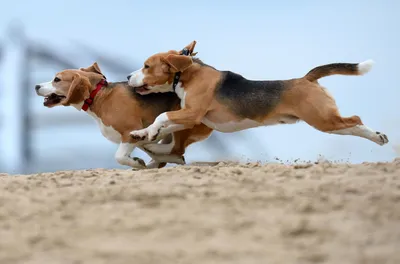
[127,75,131,81]
[35,84,41,91]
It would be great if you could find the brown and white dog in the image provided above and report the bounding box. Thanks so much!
[127,41,389,147]
[35,62,213,169]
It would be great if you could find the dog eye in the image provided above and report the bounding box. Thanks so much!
[53,77,61,82]
[144,64,150,69]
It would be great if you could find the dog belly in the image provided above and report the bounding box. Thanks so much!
[202,117,262,133]
[201,114,299,133]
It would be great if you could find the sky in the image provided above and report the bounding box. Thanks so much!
[0,0,399,173]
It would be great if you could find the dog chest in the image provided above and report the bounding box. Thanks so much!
[87,111,121,144]
[98,122,121,143]
[175,83,186,108]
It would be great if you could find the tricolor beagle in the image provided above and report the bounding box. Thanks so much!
[127,41,389,147]
[35,62,212,169]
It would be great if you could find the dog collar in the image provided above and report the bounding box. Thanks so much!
[172,48,191,91]
[82,79,107,111]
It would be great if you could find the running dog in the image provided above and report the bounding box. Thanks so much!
[126,41,388,148]
[35,62,212,169]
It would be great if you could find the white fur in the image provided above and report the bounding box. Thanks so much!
[86,110,121,143]
[144,138,175,155]
[115,143,145,168]
[36,81,56,96]
[159,124,186,137]
[175,83,186,108]
[202,118,261,132]
[357,59,374,75]
[201,115,298,133]
[127,68,145,87]
[328,125,388,145]
[127,68,173,94]
[130,112,171,141]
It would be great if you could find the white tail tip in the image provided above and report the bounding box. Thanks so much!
[358,59,374,75]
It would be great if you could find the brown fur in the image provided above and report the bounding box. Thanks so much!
[269,78,364,131]
[304,62,361,82]
[130,41,385,146]
[40,62,213,168]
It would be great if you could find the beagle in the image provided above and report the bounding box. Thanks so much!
[127,41,389,147]
[35,62,213,169]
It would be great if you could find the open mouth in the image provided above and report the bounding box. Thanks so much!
[134,84,150,94]
[44,93,66,107]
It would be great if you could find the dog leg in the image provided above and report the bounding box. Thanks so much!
[327,125,389,145]
[115,142,146,169]
[292,84,389,145]
[146,160,167,169]
[139,146,186,165]
[130,110,200,142]
[301,107,389,145]
[139,140,186,165]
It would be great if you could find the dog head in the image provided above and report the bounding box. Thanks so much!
[127,41,197,95]
[35,62,105,108]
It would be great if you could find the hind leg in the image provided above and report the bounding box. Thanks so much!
[327,123,388,145]
[293,86,389,145]
[141,134,184,169]
[141,124,213,169]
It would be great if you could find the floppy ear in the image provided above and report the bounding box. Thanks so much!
[180,40,197,55]
[163,54,193,72]
[62,74,91,106]
[80,62,103,75]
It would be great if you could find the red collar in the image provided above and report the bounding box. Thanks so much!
[82,79,107,111]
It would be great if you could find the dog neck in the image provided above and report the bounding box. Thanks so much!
[177,59,219,88]
[71,79,109,113]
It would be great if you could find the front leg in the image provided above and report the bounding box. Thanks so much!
[115,142,146,169]
[130,109,203,142]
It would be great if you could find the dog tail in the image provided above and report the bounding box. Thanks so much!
[304,59,374,82]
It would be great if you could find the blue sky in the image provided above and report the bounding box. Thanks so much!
[1,0,399,173]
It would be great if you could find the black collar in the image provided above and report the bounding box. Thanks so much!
[172,48,191,91]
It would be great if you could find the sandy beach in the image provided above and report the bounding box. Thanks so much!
[0,159,399,264]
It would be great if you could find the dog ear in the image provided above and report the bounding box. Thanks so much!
[180,40,197,55]
[163,54,193,72]
[80,62,103,75]
[62,73,91,106]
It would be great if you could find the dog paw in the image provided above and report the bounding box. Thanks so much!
[133,157,146,167]
[146,160,168,169]
[130,157,147,170]
[172,155,186,165]
[148,126,162,142]
[375,131,389,146]
[130,129,148,141]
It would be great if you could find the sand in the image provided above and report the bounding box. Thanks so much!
[0,159,400,264]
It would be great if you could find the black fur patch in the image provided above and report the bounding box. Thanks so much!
[215,71,287,119]
[108,81,180,114]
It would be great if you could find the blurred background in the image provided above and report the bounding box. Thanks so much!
[0,0,399,174]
